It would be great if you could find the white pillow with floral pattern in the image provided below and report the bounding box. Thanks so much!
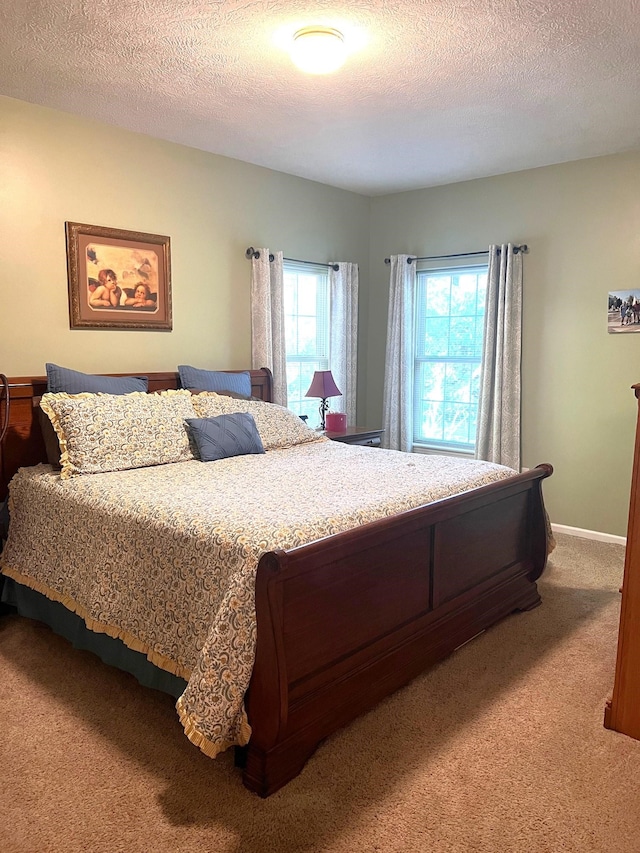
[190,393,325,450]
[40,390,197,479]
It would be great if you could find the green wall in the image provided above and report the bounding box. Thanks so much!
[2,95,639,536]
[367,153,640,537]
[0,95,370,376]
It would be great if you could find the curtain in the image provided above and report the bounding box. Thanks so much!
[250,249,287,406]
[382,255,416,451]
[475,243,522,470]
[329,262,359,424]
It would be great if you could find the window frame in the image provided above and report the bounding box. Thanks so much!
[412,258,488,456]
[282,260,331,423]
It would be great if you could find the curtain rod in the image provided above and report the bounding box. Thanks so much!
[383,245,528,265]
[245,247,339,271]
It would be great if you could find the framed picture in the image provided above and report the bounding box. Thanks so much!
[608,290,640,334]
[66,222,172,330]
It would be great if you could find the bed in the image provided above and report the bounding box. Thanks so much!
[0,369,553,796]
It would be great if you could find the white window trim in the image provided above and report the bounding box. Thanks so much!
[412,444,474,458]
[412,259,488,454]
[283,261,331,422]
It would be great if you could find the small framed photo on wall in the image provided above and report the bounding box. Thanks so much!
[66,221,172,330]
[608,290,640,334]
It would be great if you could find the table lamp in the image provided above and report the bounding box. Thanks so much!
[305,370,342,431]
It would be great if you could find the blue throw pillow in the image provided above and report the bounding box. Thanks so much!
[46,363,148,394]
[186,413,265,462]
[177,365,252,397]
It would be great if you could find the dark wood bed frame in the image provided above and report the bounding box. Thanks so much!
[0,369,553,797]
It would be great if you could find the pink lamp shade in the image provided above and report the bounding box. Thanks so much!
[305,370,342,431]
[305,370,342,400]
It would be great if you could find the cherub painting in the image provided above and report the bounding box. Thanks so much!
[66,222,171,330]
[86,243,159,312]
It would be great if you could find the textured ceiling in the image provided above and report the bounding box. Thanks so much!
[2,0,640,195]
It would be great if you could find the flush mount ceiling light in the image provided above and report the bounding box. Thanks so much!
[290,26,346,74]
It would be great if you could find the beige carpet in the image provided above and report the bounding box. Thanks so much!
[1,532,639,853]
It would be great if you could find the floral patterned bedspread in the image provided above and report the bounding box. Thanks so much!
[0,440,516,757]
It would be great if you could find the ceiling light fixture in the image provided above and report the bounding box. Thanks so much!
[290,26,346,75]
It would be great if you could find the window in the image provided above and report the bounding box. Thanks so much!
[413,264,487,453]
[283,262,330,423]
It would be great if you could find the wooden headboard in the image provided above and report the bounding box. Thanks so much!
[0,368,273,500]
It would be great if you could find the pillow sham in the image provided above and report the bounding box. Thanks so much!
[40,390,197,479]
[189,388,261,402]
[190,394,324,451]
[186,413,265,462]
[177,365,252,397]
[46,363,148,394]
[41,365,149,467]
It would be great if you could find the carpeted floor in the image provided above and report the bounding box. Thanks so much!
[1,532,639,853]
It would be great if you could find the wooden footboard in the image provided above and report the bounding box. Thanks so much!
[243,463,552,796]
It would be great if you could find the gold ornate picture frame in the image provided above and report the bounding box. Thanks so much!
[66,222,172,331]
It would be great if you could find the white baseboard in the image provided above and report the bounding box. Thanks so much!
[551,523,626,547]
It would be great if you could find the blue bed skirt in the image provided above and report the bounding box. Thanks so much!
[0,576,188,699]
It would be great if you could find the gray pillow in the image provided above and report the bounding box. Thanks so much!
[186,413,265,462]
[46,363,148,394]
[178,365,251,397]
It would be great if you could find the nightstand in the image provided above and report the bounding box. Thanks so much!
[325,427,384,447]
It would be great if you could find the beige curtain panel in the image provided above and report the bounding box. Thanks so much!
[382,254,416,451]
[330,262,359,425]
[250,248,287,407]
[475,243,523,471]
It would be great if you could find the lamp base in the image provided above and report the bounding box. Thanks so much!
[318,397,330,431]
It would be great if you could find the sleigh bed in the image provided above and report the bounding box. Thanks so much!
[0,368,553,796]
